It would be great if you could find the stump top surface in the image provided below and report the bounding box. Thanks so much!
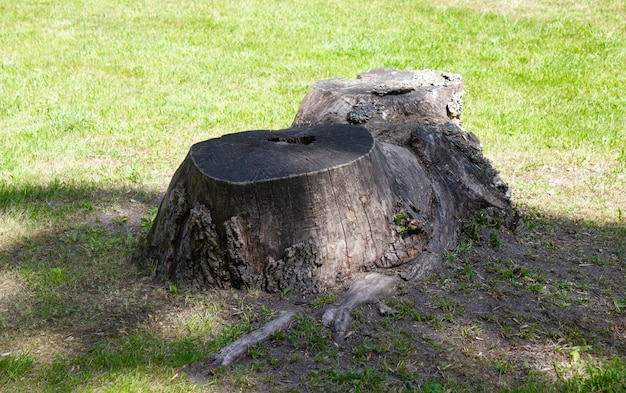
[316,68,463,95]
[191,124,374,184]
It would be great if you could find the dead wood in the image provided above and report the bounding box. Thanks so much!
[133,68,516,293]
[133,68,515,292]
[132,67,520,384]
[184,309,297,378]
[183,273,398,379]
[292,69,518,280]
[321,273,398,342]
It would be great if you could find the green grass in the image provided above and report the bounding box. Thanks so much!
[0,352,35,387]
[1,0,625,392]
[507,357,626,393]
[1,0,623,194]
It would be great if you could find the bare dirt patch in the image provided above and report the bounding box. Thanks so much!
[178,204,625,391]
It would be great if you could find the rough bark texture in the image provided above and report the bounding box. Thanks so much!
[292,68,517,280]
[132,68,516,292]
[132,124,429,293]
[292,68,465,144]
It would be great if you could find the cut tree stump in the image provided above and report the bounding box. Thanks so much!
[292,68,465,142]
[292,68,518,280]
[134,68,520,376]
[132,68,517,293]
[133,124,428,293]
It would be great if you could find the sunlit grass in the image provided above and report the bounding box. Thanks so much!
[0,0,624,391]
[1,0,623,227]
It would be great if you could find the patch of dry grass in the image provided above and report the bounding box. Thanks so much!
[492,149,625,224]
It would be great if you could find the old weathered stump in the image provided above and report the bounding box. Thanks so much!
[132,124,429,293]
[133,67,516,293]
[292,68,465,143]
[133,68,518,376]
[292,68,517,280]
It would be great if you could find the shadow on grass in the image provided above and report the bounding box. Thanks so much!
[377,208,626,390]
[0,180,625,392]
[0,181,207,389]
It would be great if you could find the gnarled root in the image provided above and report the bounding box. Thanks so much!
[322,273,398,342]
[184,273,398,381]
[183,310,297,379]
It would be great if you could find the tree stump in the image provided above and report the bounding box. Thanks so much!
[132,124,429,293]
[292,68,517,280]
[292,68,465,143]
[132,68,517,292]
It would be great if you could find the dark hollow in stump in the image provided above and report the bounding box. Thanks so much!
[132,68,518,293]
[133,124,429,293]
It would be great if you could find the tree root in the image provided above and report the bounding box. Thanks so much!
[183,273,398,380]
[183,310,297,379]
[210,310,297,368]
[321,273,398,341]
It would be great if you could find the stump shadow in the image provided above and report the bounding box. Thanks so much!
[0,179,624,390]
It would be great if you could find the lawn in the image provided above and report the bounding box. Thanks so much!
[0,0,624,392]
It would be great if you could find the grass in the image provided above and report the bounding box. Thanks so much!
[0,0,625,391]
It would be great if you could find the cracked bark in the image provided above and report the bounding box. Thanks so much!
[292,68,517,280]
[132,68,518,377]
[132,68,516,293]
[132,123,416,293]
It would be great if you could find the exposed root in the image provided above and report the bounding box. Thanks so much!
[211,310,297,368]
[321,273,398,342]
[183,310,297,379]
[184,273,398,381]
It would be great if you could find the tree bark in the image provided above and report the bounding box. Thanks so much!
[132,68,517,292]
[132,124,429,293]
[292,68,465,143]
[292,68,517,280]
